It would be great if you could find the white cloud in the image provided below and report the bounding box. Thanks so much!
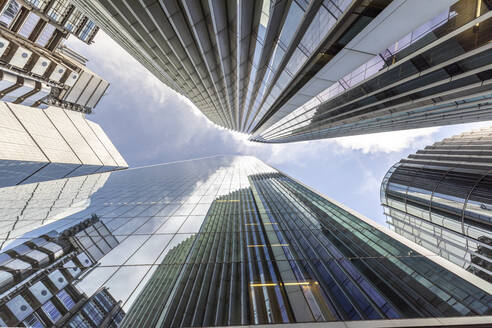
[357,167,381,194]
[225,127,442,167]
[332,127,440,154]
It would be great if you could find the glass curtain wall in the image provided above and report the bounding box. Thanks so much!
[0,156,490,327]
[381,127,492,283]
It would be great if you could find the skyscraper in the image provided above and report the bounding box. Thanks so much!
[0,156,490,327]
[70,0,492,142]
[251,0,492,143]
[381,126,492,283]
[0,0,109,113]
[0,1,128,188]
[0,101,128,188]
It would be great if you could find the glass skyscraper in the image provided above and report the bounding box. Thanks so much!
[250,0,492,143]
[0,156,490,327]
[381,126,492,283]
[69,0,492,143]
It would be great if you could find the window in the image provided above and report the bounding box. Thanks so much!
[23,313,45,328]
[278,2,303,47]
[78,20,95,41]
[64,10,84,32]
[23,0,48,10]
[0,0,20,27]
[93,291,114,312]
[41,301,62,323]
[46,0,71,23]
[68,313,90,328]
[36,24,56,47]
[82,301,104,325]
[57,289,75,310]
[18,12,40,38]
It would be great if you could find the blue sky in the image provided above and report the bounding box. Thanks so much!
[67,33,492,226]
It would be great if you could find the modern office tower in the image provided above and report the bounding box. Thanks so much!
[0,215,125,327]
[381,126,492,283]
[70,0,492,142]
[0,101,127,188]
[0,0,108,113]
[252,0,492,142]
[0,156,490,327]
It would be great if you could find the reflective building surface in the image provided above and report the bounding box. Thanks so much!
[0,171,110,250]
[381,127,492,283]
[0,156,491,327]
[69,0,492,143]
[69,0,492,141]
[251,0,492,142]
[0,101,128,188]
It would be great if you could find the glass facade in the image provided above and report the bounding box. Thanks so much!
[251,0,492,142]
[70,0,457,137]
[381,127,492,283]
[0,156,490,327]
[68,0,492,143]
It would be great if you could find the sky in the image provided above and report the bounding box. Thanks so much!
[67,32,492,226]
